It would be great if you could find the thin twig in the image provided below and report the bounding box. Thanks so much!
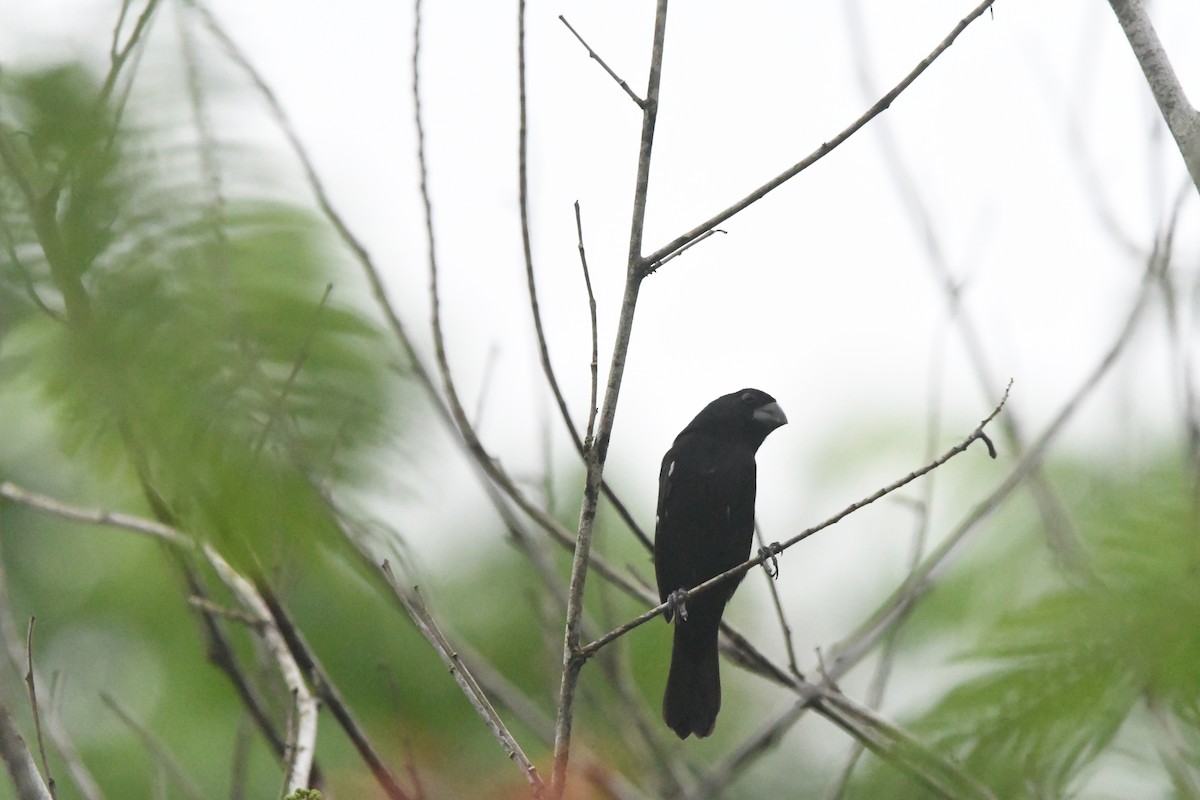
[753,521,802,679]
[643,228,725,274]
[578,386,1008,660]
[95,0,162,119]
[0,547,102,800]
[642,0,999,269]
[0,483,193,548]
[559,16,645,107]
[574,201,601,448]
[23,618,55,800]
[381,564,545,794]
[100,693,206,800]
[176,559,301,781]
[816,686,998,800]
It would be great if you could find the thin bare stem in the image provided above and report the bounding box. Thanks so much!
[642,0,998,269]
[550,1,670,793]
[753,521,802,679]
[0,483,192,548]
[0,548,102,800]
[559,16,645,107]
[574,201,601,448]
[23,619,55,800]
[643,227,725,274]
[100,694,206,800]
[95,0,161,118]
[381,565,545,793]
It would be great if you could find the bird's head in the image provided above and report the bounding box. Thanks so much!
[681,388,787,449]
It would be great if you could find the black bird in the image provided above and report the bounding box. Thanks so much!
[654,388,787,739]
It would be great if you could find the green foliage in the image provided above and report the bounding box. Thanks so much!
[0,64,401,568]
[849,462,1200,798]
[286,789,322,800]
[0,57,411,799]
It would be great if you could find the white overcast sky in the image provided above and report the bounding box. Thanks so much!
[4,0,1200,657]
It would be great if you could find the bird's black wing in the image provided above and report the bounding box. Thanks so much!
[654,430,758,609]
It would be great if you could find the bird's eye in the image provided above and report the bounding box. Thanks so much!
[739,391,755,403]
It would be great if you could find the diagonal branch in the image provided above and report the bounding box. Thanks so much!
[559,16,646,107]
[381,565,545,794]
[0,703,54,800]
[842,0,1087,575]
[829,251,1160,674]
[642,0,998,269]
[1106,0,1200,192]
[578,386,1007,660]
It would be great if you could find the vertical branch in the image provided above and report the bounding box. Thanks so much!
[550,1,670,795]
[22,619,55,800]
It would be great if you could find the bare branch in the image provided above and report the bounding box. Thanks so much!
[643,228,725,274]
[381,564,545,794]
[0,702,53,800]
[22,619,54,800]
[559,16,645,107]
[100,693,206,800]
[1106,0,1200,192]
[573,201,601,449]
[579,385,1009,660]
[0,550,102,800]
[204,548,317,794]
[256,589,416,800]
[0,483,193,549]
[642,0,999,269]
[753,521,802,680]
[96,0,162,115]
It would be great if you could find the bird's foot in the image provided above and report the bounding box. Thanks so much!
[758,542,782,580]
[665,589,689,623]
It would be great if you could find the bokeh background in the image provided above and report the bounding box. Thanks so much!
[0,0,1198,798]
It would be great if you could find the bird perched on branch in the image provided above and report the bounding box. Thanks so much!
[654,388,787,739]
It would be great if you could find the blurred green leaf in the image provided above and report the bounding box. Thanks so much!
[850,462,1200,798]
[0,63,402,570]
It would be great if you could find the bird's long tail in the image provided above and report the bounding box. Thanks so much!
[663,611,722,739]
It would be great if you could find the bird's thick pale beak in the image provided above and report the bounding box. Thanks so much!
[753,401,787,429]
